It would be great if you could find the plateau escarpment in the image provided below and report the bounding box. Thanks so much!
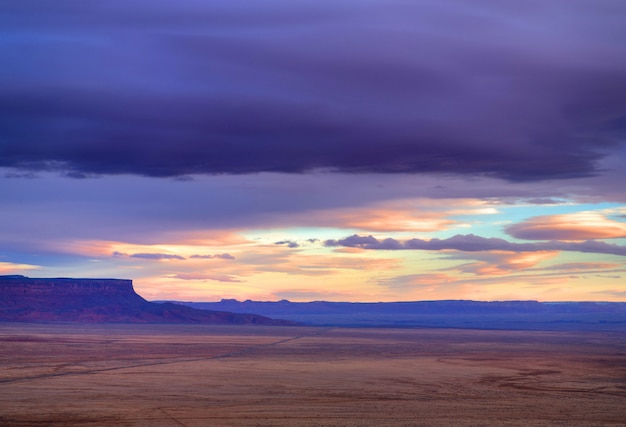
[0,275,294,325]
[172,298,626,331]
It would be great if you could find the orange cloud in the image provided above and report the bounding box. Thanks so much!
[331,247,367,254]
[295,198,499,232]
[241,249,401,276]
[454,251,559,276]
[338,209,456,232]
[506,212,626,241]
[374,269,597,301]
[157,230,252,247]
[53,232,249,259]
[0,261,40,274]
[374,273,478,299]
[169,273,242,282]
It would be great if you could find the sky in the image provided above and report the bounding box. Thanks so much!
[1,0,626,302]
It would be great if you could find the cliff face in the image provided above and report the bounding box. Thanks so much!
[1,277,137,296]
[0,276,294,325]
[0,276,146,314]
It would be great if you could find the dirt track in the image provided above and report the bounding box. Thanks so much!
[1,323,625,426]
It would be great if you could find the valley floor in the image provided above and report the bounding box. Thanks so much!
[1,323,625,426]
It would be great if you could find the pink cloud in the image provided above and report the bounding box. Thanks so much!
[189,253,235,260]
[506,212,626,241]
[253,252,401,276]
[170,273,242,283]
[453,251,559,276]
[278,199,495,232]
[114,251,185,260]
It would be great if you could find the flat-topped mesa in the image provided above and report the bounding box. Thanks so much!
[0,276,139,298]
[0,276,296,325]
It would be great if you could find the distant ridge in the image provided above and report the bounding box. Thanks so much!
[163,299,626,331]
[0,276,295,325]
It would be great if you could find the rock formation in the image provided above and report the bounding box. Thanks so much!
[171,298,626,330]
[0,275,294,325]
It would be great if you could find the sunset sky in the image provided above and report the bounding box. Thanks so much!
[1,0,626,302]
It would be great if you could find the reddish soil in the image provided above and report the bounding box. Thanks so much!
[1,323,625,426]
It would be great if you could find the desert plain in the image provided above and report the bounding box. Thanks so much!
[0,323,625,426]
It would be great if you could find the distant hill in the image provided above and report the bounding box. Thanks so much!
[0,276,295,325]
[162,299,626,331]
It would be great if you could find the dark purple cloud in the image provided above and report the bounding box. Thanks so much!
[325,234,626,256]
[275,240,300,248]
[524,198,565,205]
[1,0,625,181]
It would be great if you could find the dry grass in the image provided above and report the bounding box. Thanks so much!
[1,323,625,426]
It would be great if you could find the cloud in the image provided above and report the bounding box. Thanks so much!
[427,253,626,279]
[594,289,626,298]
[452,251,559,276]
[260,198,490,233]
[2,170,625,259]
[0,261,40,274]
[374,273,460,293]
[538,262,623,272]
[114,251,186,260]
[523,198,566,205]
[328,234,381,248]
[275,240,300,248]
[373,270,578,301]
[506,212,626,240]
[4,171,38,179]
[205,274,242,283]
[189,253,235,259]
[1,0,625,181]
[314,206,459,232]
[169,273,241,282]
[325,234,626,256]
[236,246,400,277]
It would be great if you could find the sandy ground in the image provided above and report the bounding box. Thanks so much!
[0,323,625,426]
